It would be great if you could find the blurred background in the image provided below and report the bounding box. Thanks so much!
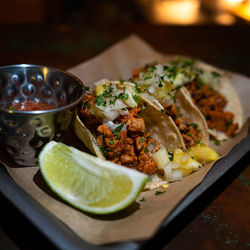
[0,1,250,250]
[1,0,250,26]
[0,0,249,72]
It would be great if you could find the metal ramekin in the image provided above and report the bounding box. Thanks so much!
[0,64,84,166]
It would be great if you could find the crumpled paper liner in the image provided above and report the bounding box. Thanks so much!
[2,35,250,245]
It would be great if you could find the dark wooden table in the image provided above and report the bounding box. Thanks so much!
[0,23,249,250]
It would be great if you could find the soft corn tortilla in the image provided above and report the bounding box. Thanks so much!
[141,87,209,150]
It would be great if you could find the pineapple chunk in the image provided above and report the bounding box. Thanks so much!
[122,85,138,108]
[96,81,108,96]
[153,148,170,169]
[153,81,173,100]
[173,149,201,176]
[188,143,220,164]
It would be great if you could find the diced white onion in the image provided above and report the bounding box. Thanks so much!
[171,170,183,181]
[148,86,155,93]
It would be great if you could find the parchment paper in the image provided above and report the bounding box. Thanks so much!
[2,35,250,245]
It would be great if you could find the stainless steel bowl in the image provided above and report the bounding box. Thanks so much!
[0,64,84,166]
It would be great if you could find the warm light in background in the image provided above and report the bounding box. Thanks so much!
[219,0,244,9]
[152,0,200,24]
[233,2,250,21]
[219,0,250,21]
[137,0,250,24]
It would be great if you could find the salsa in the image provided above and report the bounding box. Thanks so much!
[7,100,55,111]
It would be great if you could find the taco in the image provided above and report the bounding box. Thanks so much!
[131,57,243,141]
[74,80,219,189]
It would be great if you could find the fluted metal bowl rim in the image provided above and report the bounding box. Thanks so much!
[0,64,85,115]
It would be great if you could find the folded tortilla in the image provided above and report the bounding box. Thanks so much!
[130,58,243,141]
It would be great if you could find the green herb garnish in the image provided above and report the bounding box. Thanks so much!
[138,138,145,143]
[132,94,140,104]
[214,140,221,146]
[155,190,166,196]
[189,123,198,129]
[140,197,146,202]
[113,123,125,136]
[195,138,201,145]
[141,104,146,110]
[211,71,221,78]
[167,150,174,161]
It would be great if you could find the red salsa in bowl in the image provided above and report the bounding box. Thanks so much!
[7,100,55,111]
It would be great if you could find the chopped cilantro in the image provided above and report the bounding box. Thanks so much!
[187,133,194,137]
[197,68,204,74]
[211,71,221,78]
[82,86,90,93]
[167,150,174,161]
[121,107,127,111]
[163,65,169,71]
[214,140,221,146]
[132,94,140,104]
[119,78,125,83]
[113,123,124,136]
[109,138,114,145]
[195,138,201,145]
[146,134,152,140]
[197,79,205,89]
[167,92,176,102]
[141,104,146,110]
[155,190,166,196]
[148,177,152,182]
[138,138,145,143]
[177,106,182,117]
[176,84,184,90]
[109,100,115,105]
[144,76,152,80]
[95,96,102,106]
[82,100,90,110]
[189,123,198,129]
[140,197,146,202]
[144,148,148,153]
[123,93,129,100]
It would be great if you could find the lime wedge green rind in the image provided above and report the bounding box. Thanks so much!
[38,141,148,214]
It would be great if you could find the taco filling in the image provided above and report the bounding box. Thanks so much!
[78,82,168,176]
[131,57,240,139]
[185,80,238,137]
[80,97,161,175]
[162,102,201,148]
[75,80,219,188]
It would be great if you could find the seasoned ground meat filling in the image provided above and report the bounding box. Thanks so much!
[163,103,201,148]
[186,80,238,137]
[79,96,162,175]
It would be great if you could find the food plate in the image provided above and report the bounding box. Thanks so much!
[0,127,249,250]
[0,35,250,249]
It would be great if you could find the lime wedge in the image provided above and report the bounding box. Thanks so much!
[38,141,148,214]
